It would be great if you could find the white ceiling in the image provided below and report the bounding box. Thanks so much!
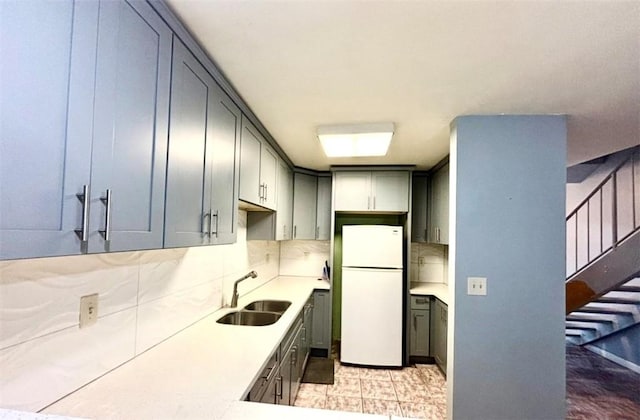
[167,0,639,171]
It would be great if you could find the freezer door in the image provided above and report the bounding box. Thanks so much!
[340,267,403,366]
[342,225,403,268]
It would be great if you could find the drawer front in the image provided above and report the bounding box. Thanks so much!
[411,295,430,310]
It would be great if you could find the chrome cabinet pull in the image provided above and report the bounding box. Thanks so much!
[367,196,370,209]
[202,211,211,236]
[276,377,282,398]
[210,210,218,237]
[294,225,297,238]
[98,189,112,241]
[75,184,90,242]
[258,183,264,201]
[373,196,376,209]
[264,183,268,201]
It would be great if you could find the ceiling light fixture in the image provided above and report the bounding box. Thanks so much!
[317,123,395,157]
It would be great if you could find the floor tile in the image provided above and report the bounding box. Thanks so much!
[326,377,361,398]
[362,398,402,416]
[296,383,328,398]
[393,380,429,402]
[390,367,426,386]
[293,394,325,409]
[399,401,440,419]
[334,360,362,378]
[359,368,392,381]
[325,395,363,413]
[361,378,397,401]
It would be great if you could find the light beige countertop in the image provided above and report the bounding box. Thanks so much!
[409,282,449,305]
[42,276,388,420]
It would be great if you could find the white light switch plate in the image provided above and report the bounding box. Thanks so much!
[467,277,487,296]
[79,293,99,328]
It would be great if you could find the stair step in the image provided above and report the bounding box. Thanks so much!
[565,330,584,337]
[574,306,634,315]
[565,323,599,331]
[596,296,640,304]
[566,316,614,323]
[616,285,640,293]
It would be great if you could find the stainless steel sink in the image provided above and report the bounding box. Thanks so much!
[243,300,291,314]
[216,310,281,326]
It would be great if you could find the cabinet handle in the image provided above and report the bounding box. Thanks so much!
[74,184,90,242]
[98,189,112,241]
[293,225,297,238]
[276,377,282,398]
[367,196,370,210]
[373,196,376,209]
[264,183,268,201]
[258,183,264,200]
[292,346,298,366]
[413,314,417,330]
[211,210,218,237]
[202,211,211,236]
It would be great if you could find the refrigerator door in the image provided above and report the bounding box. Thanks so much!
[340,267,403,366]
[342,225,403,268]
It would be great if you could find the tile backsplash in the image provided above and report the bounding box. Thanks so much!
[279,240,330,278]
[410,242,448,284]
[0,210,279,412]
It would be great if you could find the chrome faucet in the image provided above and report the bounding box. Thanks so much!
[230,271,258,308]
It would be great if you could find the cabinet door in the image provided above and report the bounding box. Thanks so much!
[0,0,98,259]
[333,172,371,211]
[164,39,214,248]
[209,84,241,245]
[278,345,293,405]
[239,118,262,205]
[292,173,318,239]
[315,176,332,240]
[89,0,171,252]
[311,290,331,350]
[410,309,430,357]
[260,144,278,210]
[411,174,429,242]
[371,171,409,212]
[276,161,293,240]
[429,163,449,244]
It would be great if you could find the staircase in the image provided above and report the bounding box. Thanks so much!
[565,146,640,345]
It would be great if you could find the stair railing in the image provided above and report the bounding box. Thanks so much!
[566,148,639,279]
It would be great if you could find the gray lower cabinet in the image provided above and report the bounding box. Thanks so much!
[311,290,331,354]
[164,38,241,248]
[431,298,448,374]
[409,296,430,357]
[0,0,171,259]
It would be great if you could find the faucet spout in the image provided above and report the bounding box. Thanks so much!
[230,271,258,308]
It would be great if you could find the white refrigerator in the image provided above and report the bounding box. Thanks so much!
[340,225,404,367]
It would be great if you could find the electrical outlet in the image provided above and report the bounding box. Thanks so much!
[79,293,99,328]
[467,277,487,296]
[418,257,425,266]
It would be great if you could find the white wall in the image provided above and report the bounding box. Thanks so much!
[449,116,567,420]
[0,211,279,412]
[410,243,448,284]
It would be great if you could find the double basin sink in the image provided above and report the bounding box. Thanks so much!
[217,300,291,326]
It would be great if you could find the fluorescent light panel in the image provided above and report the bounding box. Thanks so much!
[318,123,394,157]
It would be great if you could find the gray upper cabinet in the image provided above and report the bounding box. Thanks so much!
[1,0,99,259]
[333,172,371,211]
[292,174,318,240]
[239,118,278,210]
[334,171,409,212]
[276,161,293,240]
[89,0,172,253]
[411,174,429,242]
[1,0,171,259]
[429,163,449,244]
[164,38,241,248]
[315,176,332,240]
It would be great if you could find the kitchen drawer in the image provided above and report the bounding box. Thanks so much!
[411,295,430,310]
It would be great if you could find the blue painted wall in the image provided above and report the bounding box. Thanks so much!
[449,115,567,419]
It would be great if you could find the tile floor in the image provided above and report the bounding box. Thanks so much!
[566,345,640,420]
[294,359,447,419]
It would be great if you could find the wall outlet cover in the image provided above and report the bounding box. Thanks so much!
[79,293,99,328]
[467,277,487,296]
